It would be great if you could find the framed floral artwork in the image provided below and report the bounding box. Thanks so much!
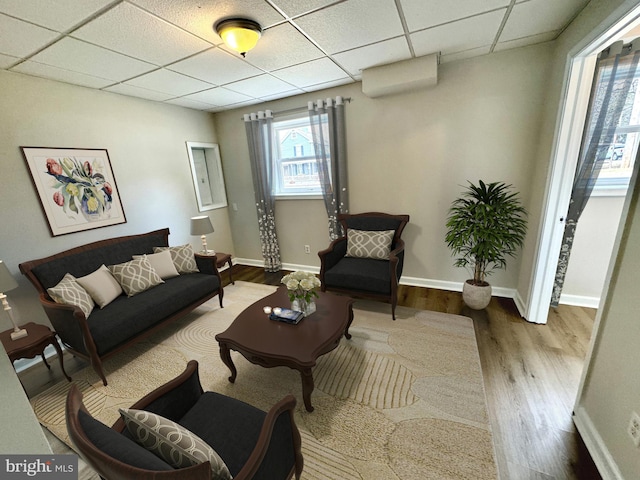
[21,147,126,236]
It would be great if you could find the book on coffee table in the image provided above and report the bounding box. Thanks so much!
[269,308,304,324]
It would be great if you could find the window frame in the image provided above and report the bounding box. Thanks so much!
[271,113,328,199]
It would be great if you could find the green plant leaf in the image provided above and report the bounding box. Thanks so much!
[445,180,528,283]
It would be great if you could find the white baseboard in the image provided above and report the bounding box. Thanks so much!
[558,293,600,308]
[234,257,264,268]
[235,259,518,298]
[573,406,623,480]
[232,259,597,319]
[513,291,528,320]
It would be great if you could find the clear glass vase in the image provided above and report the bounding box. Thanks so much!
[292,298,316,317]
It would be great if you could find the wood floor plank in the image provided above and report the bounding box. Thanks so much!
[17,264,601,479]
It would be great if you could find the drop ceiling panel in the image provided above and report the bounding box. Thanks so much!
[165,97,216,110]
[259,89,306,101]
[125,68,213,96]
[494,30,558,52]
[0,0,114,32]
[168,48,263,86]
[411,10,505,57]
[12,61,114,88]
[0,14,59,57]
[226,74,298,98]
[183,86,254,106]
[27,37,156,81]
[302,77,353,92]
[275,0,342,18]
[0,0,594,111]
[333,37,412,76]
[500,0,589,42]
[104,83,174,101]
[242,23,324,72]
[272,57,349,88]
[400,0,510,32]
[131,0,285,44]
[72,2,211,66]
[294,0,404,54]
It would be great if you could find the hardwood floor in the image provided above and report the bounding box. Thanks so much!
[19,264,601,480]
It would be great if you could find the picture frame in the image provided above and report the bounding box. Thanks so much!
[21,147,126,236]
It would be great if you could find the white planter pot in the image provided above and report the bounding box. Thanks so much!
[462,280,492,310]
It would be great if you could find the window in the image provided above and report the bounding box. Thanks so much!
[272,114,329,197]
[595,72,640,193]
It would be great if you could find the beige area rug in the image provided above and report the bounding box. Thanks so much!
[31,281,497,480]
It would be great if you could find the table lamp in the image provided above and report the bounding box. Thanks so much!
[0,260,27,340]
[190,216,215,255]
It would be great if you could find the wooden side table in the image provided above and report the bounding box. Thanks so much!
[215,252,234,285]
[0,322,71,382]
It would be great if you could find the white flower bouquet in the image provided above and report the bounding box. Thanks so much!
[281,271,321,304]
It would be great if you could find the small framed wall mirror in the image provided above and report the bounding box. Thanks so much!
[186,142,228,211]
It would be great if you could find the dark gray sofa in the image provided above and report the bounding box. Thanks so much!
[19,228,223,385]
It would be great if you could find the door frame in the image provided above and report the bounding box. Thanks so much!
[525,1,640,324]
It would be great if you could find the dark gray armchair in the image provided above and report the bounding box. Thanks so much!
[66,360,303,480]
[318,212,410,320]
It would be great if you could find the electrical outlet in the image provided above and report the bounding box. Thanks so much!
[627,411,640,447]
[304,245,311,254]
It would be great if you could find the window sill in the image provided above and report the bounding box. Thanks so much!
[592,185,629,197]
[274,194,324,201]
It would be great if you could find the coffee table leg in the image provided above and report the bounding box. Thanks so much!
[301,368,314,412]
[344,306,354,340]
[219,342,237,383]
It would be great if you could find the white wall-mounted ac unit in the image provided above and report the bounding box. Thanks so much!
[362,53,438,98]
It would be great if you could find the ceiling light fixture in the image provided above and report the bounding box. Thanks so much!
[215,18,262,58]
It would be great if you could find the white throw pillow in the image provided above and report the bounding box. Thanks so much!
[132,251,179,279]
[119,408,232,480]
[153,245,199,274]
[76,265,123,308]
[47,273,95,318]
[108,257,164,297]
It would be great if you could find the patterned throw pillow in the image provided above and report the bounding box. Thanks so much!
[76,265,123,308]
[345,229,395,260]
[153,245,199,274]
[119,408,232,480]
[132,250,179,279]
[47,273,95,318]
[108,257,164,297]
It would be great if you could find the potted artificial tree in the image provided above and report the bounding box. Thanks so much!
[445,180,528,310]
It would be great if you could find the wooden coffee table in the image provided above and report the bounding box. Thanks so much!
[215,286,354,412]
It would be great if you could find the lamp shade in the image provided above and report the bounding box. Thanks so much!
[190,216,214,236]
[0,261,18,293]
[215,18,262,57]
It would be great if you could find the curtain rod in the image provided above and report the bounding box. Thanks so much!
[240,97,351,120]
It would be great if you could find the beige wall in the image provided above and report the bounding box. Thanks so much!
[215,42,553,291]
[562,195,626,303]
[578,178,640,479]
[0,70,233,329]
